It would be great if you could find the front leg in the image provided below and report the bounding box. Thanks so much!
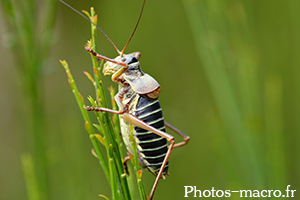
[86,87,136,114]
[85,45,128,68]
[85,90,128,114]
[85,106,126,114]
[85,45,129,83]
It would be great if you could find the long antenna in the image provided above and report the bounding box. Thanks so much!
[120,0,146,57]
[59,0,121,54]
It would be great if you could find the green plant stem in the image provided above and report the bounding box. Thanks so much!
[182,0,264,187]
[130,131,146,200]
[61,6,150,200]
[108,86,123,158]
[61,61,110,181]
[62,8,133,200]
[0,0,58,199]
[86,8,133,199]
[21,154,40,200]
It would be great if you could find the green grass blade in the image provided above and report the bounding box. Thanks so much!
[60,60,110,181]
[21,154,40,200]
[182,0,265,188]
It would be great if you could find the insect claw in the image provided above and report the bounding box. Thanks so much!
[127,152,133,157]
[84,106,91,111]
[123,156,131,175]
[126,152,134,162]
[85,46,96,56]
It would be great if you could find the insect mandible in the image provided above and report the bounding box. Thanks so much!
[60,0,190,199]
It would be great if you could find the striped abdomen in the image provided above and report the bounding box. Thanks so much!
[134,96,168,176]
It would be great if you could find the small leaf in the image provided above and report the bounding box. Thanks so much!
[137,169,143,179]
[93,124,105,137]
[93,14,98,25]
[108,85,116,94]
[99,194,110,200]
[93,67,101,80]
[108,86,117,111]
[91,148,98,158]
[84,121,93,135]
[87,96,98,108]
[78,92,84,104]
[82,10,90,18]
[59,59,67,67]
[86,39,93,48]
[87,95,94,103]
[96,89,101,99]
[83,71,95,84]
[66,71,71,79]
[94,134,106,147]
[67,79,73,90]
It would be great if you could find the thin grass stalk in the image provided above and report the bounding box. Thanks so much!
[87,95,120,196]
[84,10,131,199]
[21,154,40,200]
[182,0,264,187]
[264,75,285,188]
[1,0,58,199]
[61,8,136,199]
[288,1,300,188]
[108,86,123,157]
[61,5,150,199]
[60,61,110,181]
[129,130,146,200]
[109,149,118,200]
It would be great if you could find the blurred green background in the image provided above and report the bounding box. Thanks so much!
[0,0,299,199]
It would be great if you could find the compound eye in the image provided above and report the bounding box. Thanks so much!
[128,57,138,64]
[121,57,126,62]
